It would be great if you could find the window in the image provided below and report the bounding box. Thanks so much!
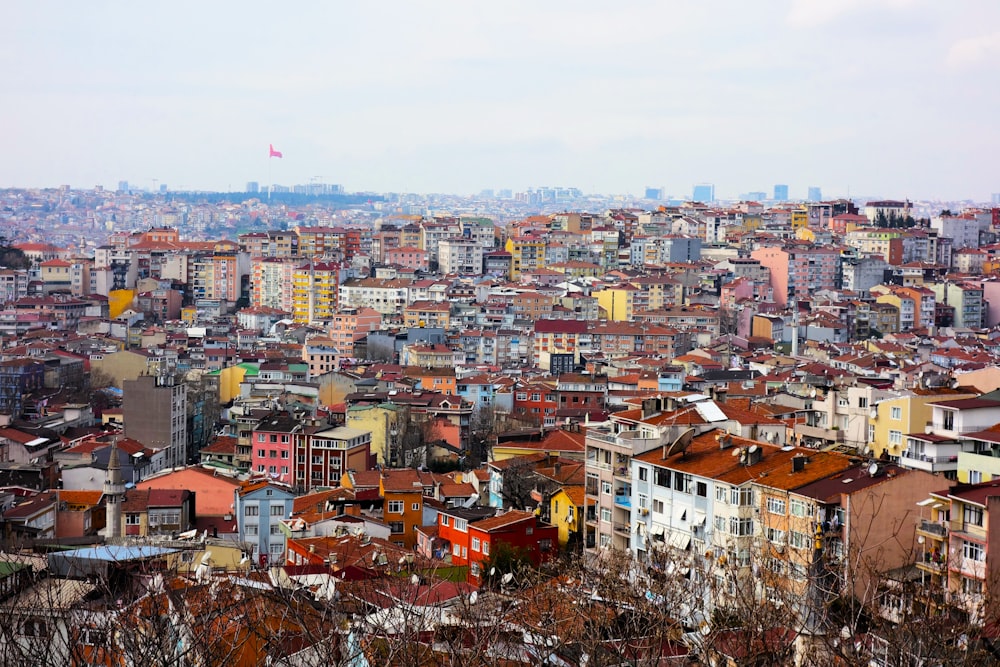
[962,540,985,562]
[889,430,902,445]
[696,481,707,497]
[638,467,648,482]
[245,524,258,536]
[970,470,983,484]
[453,544,461,557]
[389,522,404,534]
[281,451,289,459]
[767,527,786,543]
[943,411,955,431]
[674,472,692,494]
[472,537,480,552]
[790,499,809,517]
[789,562,807,580]
[126,514,140,525]
[388,501,404,514]
[271,505,285,516]
[716,485,728,503]
[963,576,983,596]
[767,497,787,515]
[652,499,665,514]
[482,541,490,555]
[441,515,450,526]
[270,524,282,535]
[731,487,754,506]
[858,397,868,408]
[602,481,612,495]
[600,508,612,523]
[729,518,753,536]
[412,502,420,511]
[245,505,259,516]
[964,505,984,527]
[789,532,811,551]
[654,468,670,488]
[257,449,265,458]
[454,518,468,532]
[269,450,278,458]
[714,516,726,533]
[890,406,902,420]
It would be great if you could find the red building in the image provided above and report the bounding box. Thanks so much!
[252,413,373,492]
[437,507,558,583]
[511,380,558,426]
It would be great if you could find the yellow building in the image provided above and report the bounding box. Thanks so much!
[595,285,638,322]
[790,207,808,230]
[741,213,763,232]
[870,390,977,459]
[181,306,198,325]
[505,237,546,280]
[345,403,400,466]
[549,486,585,548]
[292,261,340,323]
[214,363,256,404]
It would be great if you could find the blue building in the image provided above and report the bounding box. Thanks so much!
[774,184,789,201]
[692,183,715,202]
[235,479,296,566]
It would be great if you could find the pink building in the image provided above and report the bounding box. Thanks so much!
[385,246,429,272]
[328,307,383,365]
[751,245,840,308]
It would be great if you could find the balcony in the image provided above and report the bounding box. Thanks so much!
[613,522,631,536]
[899,451,959,472]
[613,494,631,510]
[794,423,845,443]
[917,519,948,539]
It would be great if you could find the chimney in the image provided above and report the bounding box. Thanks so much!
[554,462,562,476]
[792,455,805,473]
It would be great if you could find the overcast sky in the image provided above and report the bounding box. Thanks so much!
[2,1,998,200]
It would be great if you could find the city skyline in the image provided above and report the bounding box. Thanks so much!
[3,1,999,199]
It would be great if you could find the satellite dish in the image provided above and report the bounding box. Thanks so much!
[398,556,407,565]
[748,445,758,455]
[731,448,742,458]
[663,427,697,459]
[868,462,880,477]
[809,389,817,398]
[869,409,878,419]
[863,446,872,456]
[490,567,497,577]
[410,574,420,585]
[502,572,514,585]
[469,591,478,605]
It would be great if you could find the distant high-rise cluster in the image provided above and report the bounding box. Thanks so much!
[774,184,789,201]
[692,183,715,202]
[808,186,822,202]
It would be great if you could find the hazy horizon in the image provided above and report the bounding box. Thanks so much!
[3,1,998,200]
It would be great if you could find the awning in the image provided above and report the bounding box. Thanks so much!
[668,531,691,551]
[693,510,707,527]
[650,524,665,537]
[673,506,688,524]
[916,498,937,507]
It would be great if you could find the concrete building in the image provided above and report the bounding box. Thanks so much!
[122,374,188,469]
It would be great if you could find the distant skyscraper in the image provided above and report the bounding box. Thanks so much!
[992,193,1000,205]
[117,180,129,194]
[645,186,664,200]
[744,191,767,202]
[246,181,259,193]
[159,184,168,193]
[774,184,789,201]
[807,186,822,202]
[692,183,715,202]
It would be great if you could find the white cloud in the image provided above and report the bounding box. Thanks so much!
[947,31,1000,68]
